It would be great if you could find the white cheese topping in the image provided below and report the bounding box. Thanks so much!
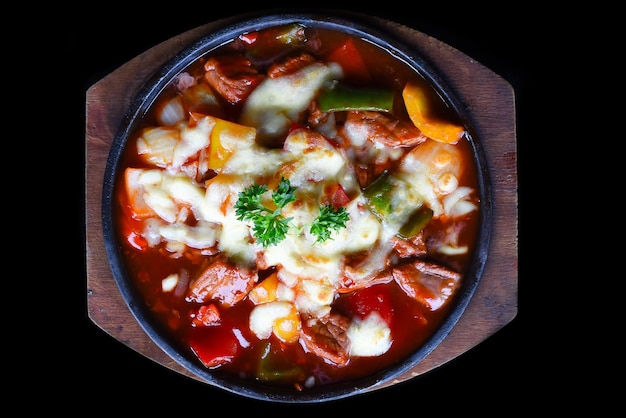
[239,62,343,142]
[348,312,392,357]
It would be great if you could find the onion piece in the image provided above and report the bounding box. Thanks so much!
[156,96,186,126]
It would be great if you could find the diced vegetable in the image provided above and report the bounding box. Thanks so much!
[326,38,372,83]
[257,342,303,381]
[363,170,432,237]
[242,23,309,61]
[124,168,159,219]
[248,272,280,305]
[155,96,185,126]
[182,83,223,117]
[208,117,257,172]
[397,206,434,240]
[362,170,395,219]
[323,183,351,209]
[318,83,394,113]
[136,126,179,168]
[272,308,301,343]
[272,23,307,45]
[344,284,394,324]
[161,273,179,292]
[188,326,239,368]
[402,81,465,144]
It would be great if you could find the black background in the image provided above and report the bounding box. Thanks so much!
[69,3,538,413]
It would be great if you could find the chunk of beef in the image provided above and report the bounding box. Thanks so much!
[299,313,351,366]
[337,267,393,294]
[186,254,258,307]
[392,231,428,258]
[204,55,265,104]
[306,100,331,128]
[343,110,428,148]
[338,241,395,293]
[267,52,317,78]
[392,259,461,311]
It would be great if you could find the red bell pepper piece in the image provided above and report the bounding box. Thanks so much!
[188,325,240,368]
[323,183,351,209]
[327,38,372,84]
[345,284,394,325]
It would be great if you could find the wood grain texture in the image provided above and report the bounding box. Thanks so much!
[85,15,518,391]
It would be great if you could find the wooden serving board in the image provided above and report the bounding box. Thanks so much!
[85,15,518,389]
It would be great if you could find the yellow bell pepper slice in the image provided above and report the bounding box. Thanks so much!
[248,272,280,305]
[208,118,256,171]
[272,304,301,344]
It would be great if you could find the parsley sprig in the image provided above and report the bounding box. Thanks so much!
[310,204,350,243]
[234,177,350,247]
[234,177,296,248]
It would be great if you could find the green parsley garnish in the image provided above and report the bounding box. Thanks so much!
[310,204,350,243]
[234,177,296,248]
[234,177,350,247]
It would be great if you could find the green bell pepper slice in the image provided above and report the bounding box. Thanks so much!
[397,205,434,240]
[318,83,394,112]
[363,170,432,239]
[363,170,396,220]
[256,342,302,382]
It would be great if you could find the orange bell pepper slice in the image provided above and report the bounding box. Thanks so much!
[402,81,465,144]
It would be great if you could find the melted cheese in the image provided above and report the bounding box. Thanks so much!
[348,312,392,357]
[172,116,215,169]
[398,139,466,217]
[259,131,382,290]
[239,62,343,142]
